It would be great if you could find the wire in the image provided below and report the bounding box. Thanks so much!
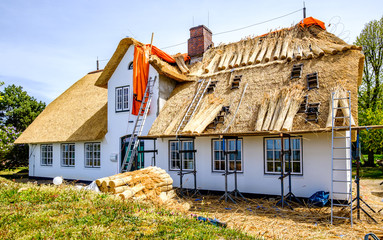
[161,8,303,49]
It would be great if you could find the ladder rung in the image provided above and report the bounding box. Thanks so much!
[333,169,351,171]
[332,126,350,129]
[333,192,352,195]
[333,97,350,100]
[333,158,351,160]
[333,203,350,207]
[334,116,350,119]
[333,137,350,139]
[332,216,351,220]
[333,147,351,149]
[333,107,349,109]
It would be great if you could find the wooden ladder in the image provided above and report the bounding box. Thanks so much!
[121,76,157,172]
[175,78,211,135]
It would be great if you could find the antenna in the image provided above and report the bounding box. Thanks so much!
[96,56,99,70]
[303,2,306,19]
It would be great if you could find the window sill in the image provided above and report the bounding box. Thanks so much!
[40,164,52,167]
[264,172,303,176]
[85,166,101,169]
[212,170,244,174]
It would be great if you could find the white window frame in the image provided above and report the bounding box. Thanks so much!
[169,140,194,171]
[115,86,129,112]
[85,142,101,168]
[212,139,243,172]
[264,137,303,175]
[61,143,75,167]
[41,144,53,166]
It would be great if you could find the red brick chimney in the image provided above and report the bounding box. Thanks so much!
[188,25,213,60]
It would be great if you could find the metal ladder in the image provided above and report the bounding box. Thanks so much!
[121,76,157,172]
[330,91,353,226]
[175,78,211,135]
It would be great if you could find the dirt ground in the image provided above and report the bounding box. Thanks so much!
[3,170,383,239]
[184,180,383,240]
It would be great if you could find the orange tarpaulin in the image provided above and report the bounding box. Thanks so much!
[132,45,150,115]
[299,17,326,30]
[132,44,189,115]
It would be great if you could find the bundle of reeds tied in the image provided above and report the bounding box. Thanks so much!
[256,84,305,132]
[95,166,174,201]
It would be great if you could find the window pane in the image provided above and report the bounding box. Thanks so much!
[293,162,300,173]
[267,151,273,161]
[214,141,220,150]
[266,140,273,150]
[293,151,300,161]
[274,140,281,150]
[275,162,281,172]
[293,139,300,149]
[284,139,289,150]
[267,162,274,172]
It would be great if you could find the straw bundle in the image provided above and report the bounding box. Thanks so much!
[255,93,270,131]
[273,38,283,60]
[326,87,356,128]
[248,40,262,65]
[204,51,222,73]
[240,40,252,66]
[258,85,305,132]
[182,94,224,134]
[95,166,174,202]
[264,39,276,62]
[255,40,269,64]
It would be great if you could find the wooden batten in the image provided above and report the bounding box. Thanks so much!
[273,38,283,60]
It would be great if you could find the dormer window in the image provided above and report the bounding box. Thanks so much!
[116,86,129,112]
[128,61,133,70]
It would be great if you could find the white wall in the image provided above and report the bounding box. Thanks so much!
[155,132,350,199]
[28,141,109,181]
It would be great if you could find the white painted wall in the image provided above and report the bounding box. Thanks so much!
[155,132,350,200]
[28,141,108,181]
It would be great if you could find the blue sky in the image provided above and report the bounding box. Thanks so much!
[1,0,382,104]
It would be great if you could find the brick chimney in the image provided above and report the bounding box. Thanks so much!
[188,25,213,61]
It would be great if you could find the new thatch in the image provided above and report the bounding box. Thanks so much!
[15,71,107,144]
[148,25,364,137]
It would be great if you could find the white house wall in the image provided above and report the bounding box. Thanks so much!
[28,141,109,181]
[155,132,349,199]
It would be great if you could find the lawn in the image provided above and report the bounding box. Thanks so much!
[0,176,254,239]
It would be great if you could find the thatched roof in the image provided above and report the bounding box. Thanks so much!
[95,38,192,88]
[15,71,107,144]
[148,24,365,137]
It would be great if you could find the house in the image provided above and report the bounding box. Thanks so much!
[15,17,364,201]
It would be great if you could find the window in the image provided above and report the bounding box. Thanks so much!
[115,86,129,112]
[85,143,101,168]
[264,137,302,174]
[41,144,53,166]
[169,140,194,170]
[61,143,75,167]
[128,61,133,70]
[212,139,242,172]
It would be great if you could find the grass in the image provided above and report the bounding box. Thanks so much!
[0,177,255,240]
[352,166,383,179]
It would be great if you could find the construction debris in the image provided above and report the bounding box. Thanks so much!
[96,166,175,202]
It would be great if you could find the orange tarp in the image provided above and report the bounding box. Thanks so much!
[132,45,150,115]
[299,17,326,30]
[132,44,189,115]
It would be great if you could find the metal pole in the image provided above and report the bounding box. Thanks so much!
[331,92,334,225]
[356,129,360,220]
[234,138,238,198]
[303,2,306,19]
[224,138,228,202]
[288,135,292,195]
[179,139,183,191]
[280,133,284,208]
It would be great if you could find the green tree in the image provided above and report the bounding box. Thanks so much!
[0,84,45,169]
[355,16,383,166]
[0,85,45,131]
